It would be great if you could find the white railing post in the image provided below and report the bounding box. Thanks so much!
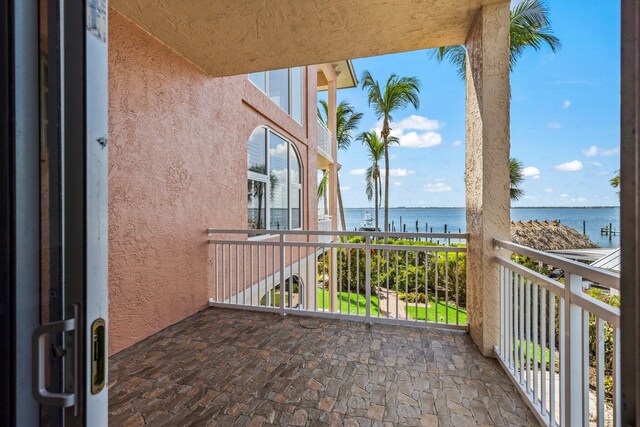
[279,233,285,315]
[564,272,584,426]
[365,235,371,320]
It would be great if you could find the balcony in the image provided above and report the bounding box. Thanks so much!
[107,229,621,426]
[317,118,333,163]
[318,214,333,243]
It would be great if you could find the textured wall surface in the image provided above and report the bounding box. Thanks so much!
[108,10,318,354]
[109,0,497,77]
[465,2,511,357]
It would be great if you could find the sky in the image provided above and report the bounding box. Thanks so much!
[326,1,621,208]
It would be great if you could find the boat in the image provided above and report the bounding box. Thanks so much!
[357,212,379,232]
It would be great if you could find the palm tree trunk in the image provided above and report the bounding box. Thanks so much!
[374,179,379,232]
[383,135,390,233]
[337,172,347,232]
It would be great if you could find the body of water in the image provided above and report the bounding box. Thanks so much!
[343,207,620,248]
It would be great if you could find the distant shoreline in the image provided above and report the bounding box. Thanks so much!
[344,206,620,210]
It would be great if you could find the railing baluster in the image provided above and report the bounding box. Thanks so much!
[613,327,621,427]
[222,244,226,303]
[347,247,351,316]
[520,274,525,383]
[444,250,449,325]
[455,252,459,326]
[424,250,429,324]
[396,250,400,319]
[414,250,419,323]
[356,248,360,316]
[541,287,547,416]
[235,244,239,304]
[365,236,371,319]
[386,249,390,319]
[526,278,531,392]
[596,318,605,427]
[250,244,253,306]
[272,243,276,309]
[550,293,556,427]
[533,282,539,404]
[434,252,439,323]
[405,250,408,321]
[583,309,590,424]
[338,247,342,314]
[214,243,219,302]
[243,244,246,306]
[377,244,381,318]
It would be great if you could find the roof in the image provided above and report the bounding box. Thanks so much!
[591,248,621,272]
[316,60,358,91]
[110,0,502,78]
[510,220,599,252]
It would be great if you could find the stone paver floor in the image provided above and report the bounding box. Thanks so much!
[109,308,537,426]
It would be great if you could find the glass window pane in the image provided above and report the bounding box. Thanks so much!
[268,69,289,113]
[291,188,301,229]
[289,146,301,184]
[291,67,303,123]
[248,180,267,230]
[248,127,267,174]
[269,133,289,229]
[248,72,266,92]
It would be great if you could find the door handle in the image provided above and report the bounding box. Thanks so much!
[32,317,76,407]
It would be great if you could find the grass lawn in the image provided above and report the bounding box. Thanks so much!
[406,300,468,324]
[514,339,552,367]
[316,288,381,316]
[260,288,381,316]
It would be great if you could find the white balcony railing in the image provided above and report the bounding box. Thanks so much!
[317,215,332,243]
[207,229,467,329]
[494,239,621,427]
[317,118,332,159]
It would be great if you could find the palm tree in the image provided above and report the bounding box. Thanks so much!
[361,71,420,232]
[610,171,620,200]
[509,158,525,201]
[433,0,560,80]
[318,100,363,231]
[357,131,390,231]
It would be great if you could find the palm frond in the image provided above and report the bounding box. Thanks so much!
[509,157,525,201]
[317,170,328,198]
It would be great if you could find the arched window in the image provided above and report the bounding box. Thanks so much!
[247,127,303,230]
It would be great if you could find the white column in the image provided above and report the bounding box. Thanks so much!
[465,1,511,357]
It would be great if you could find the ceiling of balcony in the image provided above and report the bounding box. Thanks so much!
[109,0,504,78]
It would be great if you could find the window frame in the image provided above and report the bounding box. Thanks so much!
[248,68,304,125]
[247,126,303,236]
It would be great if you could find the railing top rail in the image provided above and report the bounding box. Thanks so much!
[494,238,620,289]
[208,238,467,252]
[207,228,468,240]
[317,117,331,134]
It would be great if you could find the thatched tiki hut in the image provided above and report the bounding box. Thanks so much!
[510,220,598,251]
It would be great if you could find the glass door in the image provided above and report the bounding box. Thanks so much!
[1,1,109,426]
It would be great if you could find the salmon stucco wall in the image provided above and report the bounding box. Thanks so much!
[108,10,318,354]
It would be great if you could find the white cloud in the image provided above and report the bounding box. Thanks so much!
[522,166,540,179]
[394,130,442,148]
[575,197,587,203]
[555,160,583,172]
[380,168,415,177]
[395,115,442,131]
[563,100,572,109]
[452,139,462,147]
[373,115,444,148]
[560,193,569,198]
[341,186,351,191]
[424,182,453,193]
[389,154,399,160]
[545,188,553,193]
[590,161,603,167]
[349,168,367,176]
[548,122,561,129]
[583,145,619,157]
[393,181,402,187]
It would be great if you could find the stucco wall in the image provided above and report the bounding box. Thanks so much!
[108,10,318,354]
[465,2,511,356]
